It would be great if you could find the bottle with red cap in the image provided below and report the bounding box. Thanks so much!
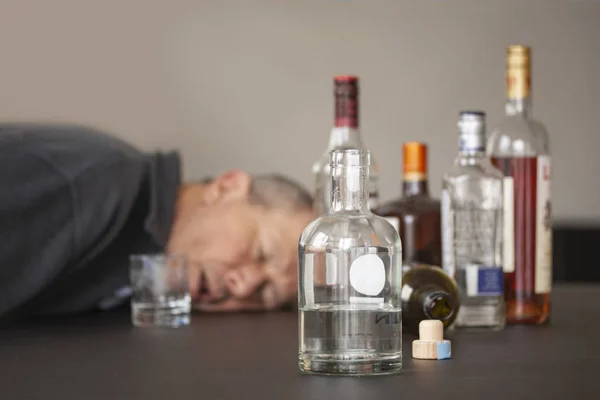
[312,75,380,216]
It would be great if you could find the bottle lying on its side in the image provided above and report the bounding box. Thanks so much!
[401,264,460,335]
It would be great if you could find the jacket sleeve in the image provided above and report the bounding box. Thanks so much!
[0,147,78,316]
[0,125,153,317]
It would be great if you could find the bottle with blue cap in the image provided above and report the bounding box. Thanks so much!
[441,111,506,331]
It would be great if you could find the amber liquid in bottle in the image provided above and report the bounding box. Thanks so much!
[376,142,442,268]
[488,45,552,325]
[492,156,550,324]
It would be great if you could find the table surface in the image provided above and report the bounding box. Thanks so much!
[1,284,599,400]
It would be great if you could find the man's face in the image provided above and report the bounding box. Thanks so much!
[166,171,314,312]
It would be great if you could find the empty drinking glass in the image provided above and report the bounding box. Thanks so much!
[129,254,191,327]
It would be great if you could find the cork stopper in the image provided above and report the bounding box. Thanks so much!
[412,320,451,360]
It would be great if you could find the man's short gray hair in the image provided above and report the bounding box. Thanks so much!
[249,174,313,212]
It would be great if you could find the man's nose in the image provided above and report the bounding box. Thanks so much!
[224,266,267,298]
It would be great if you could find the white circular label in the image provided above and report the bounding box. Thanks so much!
[349,254,386,296]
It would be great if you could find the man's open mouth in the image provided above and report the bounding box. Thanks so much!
[196,270,230,305]
[199,270,210,295]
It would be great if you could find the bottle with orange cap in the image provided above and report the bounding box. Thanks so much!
[376,142,442,272]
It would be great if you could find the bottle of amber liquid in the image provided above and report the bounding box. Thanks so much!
[487,45,552,324]
[377,142,442,270]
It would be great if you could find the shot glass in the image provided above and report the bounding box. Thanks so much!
[129,254,191,328]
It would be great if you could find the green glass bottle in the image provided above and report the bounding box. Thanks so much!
[401,264,460,335]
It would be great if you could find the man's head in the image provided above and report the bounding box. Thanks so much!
[166,170,314,312]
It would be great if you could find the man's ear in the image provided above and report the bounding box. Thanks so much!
[202,170,252,205]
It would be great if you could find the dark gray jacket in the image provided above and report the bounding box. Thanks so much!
[0,124,180,318]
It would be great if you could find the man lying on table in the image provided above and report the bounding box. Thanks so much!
[0,124,314,318]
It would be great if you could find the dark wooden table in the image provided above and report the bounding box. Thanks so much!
[1,284,599,399]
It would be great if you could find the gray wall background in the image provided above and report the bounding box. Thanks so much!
[0,0,598,222]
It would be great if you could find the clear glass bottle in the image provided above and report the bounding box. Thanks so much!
[401,264,460,335]
[488,45,552,325]
[298,149,402,376]
[312,76,380,216]
[442,111,505,331]
[376,142,442,270]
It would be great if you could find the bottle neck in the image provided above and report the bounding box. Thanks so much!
[402,178,429,197]
[334,77,359,128]
[402,143,429,197]
[505,97,532,117]
[331,165,370,213]
[327,127,364,149]
[457,149,487,164]
[457,127,486,162]
[505,47,531,118]
[417,288,456,322]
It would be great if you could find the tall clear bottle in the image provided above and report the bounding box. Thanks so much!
[299,149,402,376]
[487,45,552,325]
[442,111,505,331]
[312,76,380,216]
